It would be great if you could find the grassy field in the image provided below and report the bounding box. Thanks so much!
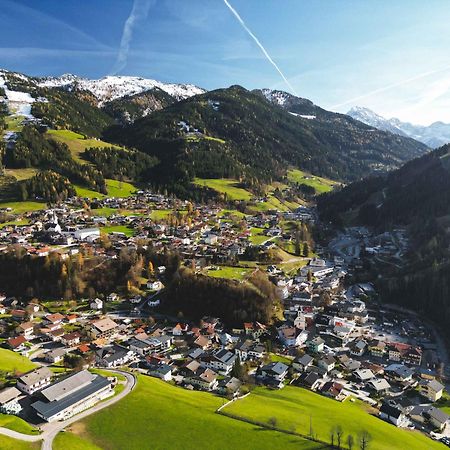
[102,225,135,237]
[287,169,338,194]
[0,414,39,435]
[105,179,137,198]
[206,266,253,280]
[249,227,269,245]
[0,436,39,450]
[0,201,46,213]
[4,115,24,133]
[3,168,38,181]
[0,219,29,229]
[54,432,101,450]
[60,376,320,450]
[47,129,123,164]
[193,178,252,201]
[149,209,189,221]
[75,180,137,199]
[74,185,105,199]
[224,386,443,450]
[0,348,37,373]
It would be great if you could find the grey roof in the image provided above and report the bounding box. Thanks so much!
[427,379,445,392]
[380,403,403,419]
[214,349,236,365]
[40,370,93,402]
[295,354,314,366]
[263,362,288,375]
[32,374,110,420]
[426,407,450,424]
[18,367,52,386]
[0,387,21,405]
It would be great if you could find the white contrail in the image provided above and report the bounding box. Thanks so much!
[111,0,153,75]
[223,0,297,95]
[330,64,450,109]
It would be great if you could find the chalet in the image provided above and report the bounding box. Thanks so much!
[298,371,322,391]
[379,402,407,427]
[293,354,314,372]
[317,355,336,373]
[307,336,324,354]
[259,362,288,383]
[90,298,103,310]
[17,321,34,339]
[185,367,218,391]
[17,367,53,395]
[369,340,386,358]
[45,347,68,364]
[7,335,27,352]
[61,332,81,346]
[89,317,119,339]
[193,335,210,350]
[410,405,450,431]
[368,378,391,394]
[277,325,307,347]
[419,379,445,402]
[128,337,154,356]
[354,369,375,382]
[385,364,413,382]
[217,376,242,397]
[0,387,22,415]
[66,314,78,324]
[45,313,65,328]
[31,370,112,422]
[349,339,366,356]
[148,363,172,381]
[320,381,346,401]
[95,344,135,368]
[202,349,236,375]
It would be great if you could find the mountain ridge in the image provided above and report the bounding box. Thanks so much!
[347,106,450,148]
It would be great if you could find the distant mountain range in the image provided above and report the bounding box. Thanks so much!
[0,68,430,200]
[347,106,450,148]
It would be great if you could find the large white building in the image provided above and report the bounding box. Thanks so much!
[31,370,112,422]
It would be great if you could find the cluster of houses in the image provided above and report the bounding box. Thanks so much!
[0,190,447,440]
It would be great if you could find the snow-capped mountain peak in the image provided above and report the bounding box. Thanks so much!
[37,74,206,104]
[347,106,450,148]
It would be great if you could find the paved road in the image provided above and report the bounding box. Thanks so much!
[0,369,136,450]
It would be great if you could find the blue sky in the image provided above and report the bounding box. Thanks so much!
[2,0,450,124]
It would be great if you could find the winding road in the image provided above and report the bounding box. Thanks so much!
[0,369,136,450]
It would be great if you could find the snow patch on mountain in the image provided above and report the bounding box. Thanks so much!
[38,74,206,105]
[347,106,450,148]
[0,73,36,117]
[260,88,289,106]
[289,112,315,120]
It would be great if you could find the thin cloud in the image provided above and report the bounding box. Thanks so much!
[330,64,450,109]
[111,0,153,75]
[222,0,297,95]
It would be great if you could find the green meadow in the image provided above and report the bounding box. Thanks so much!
[224,386,443,450]
[46,129,124,164]
[0,348,37,373]
[57,376,320,450]
[193,178,252,201]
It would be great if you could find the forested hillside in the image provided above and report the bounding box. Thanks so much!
[318,145,450,335]
[104,86,428,196]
